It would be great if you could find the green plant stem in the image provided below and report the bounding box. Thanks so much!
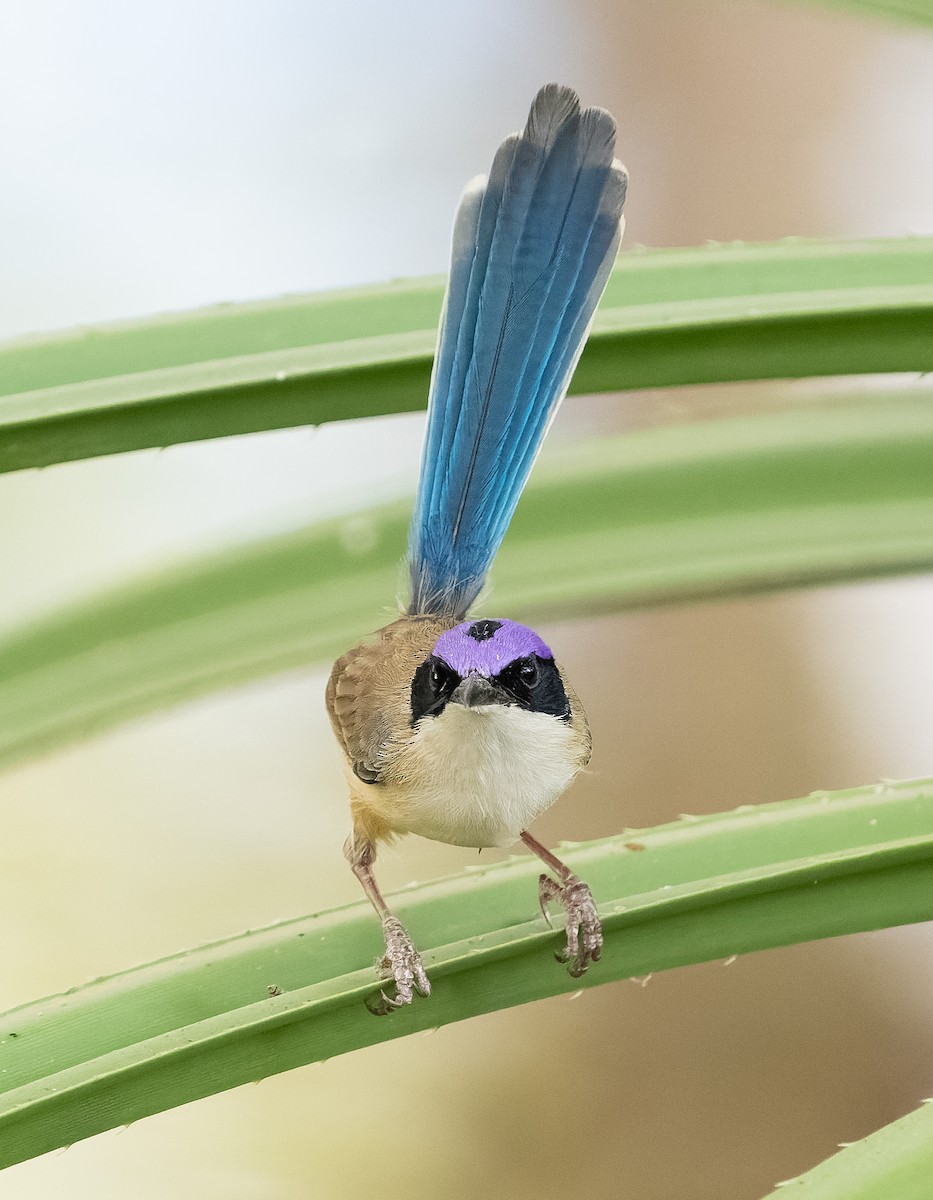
[1,393,932,774]
[1,238,932,472]
[760,1100,933,1199]
[1,779,931,1171]
[807,0,933,28]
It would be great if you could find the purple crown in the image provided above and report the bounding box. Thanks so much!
[433,618,553,676]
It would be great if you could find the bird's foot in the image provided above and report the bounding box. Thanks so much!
[538,873,602,978]
[366,915,431,1016]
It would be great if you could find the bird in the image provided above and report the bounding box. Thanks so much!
[326,83,627,1015]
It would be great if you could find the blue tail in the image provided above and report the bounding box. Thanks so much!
[407,83,627,618]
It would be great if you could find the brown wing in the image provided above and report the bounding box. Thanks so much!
[561,667,593,770]
[326,615,455,785]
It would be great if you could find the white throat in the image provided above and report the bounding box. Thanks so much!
[391,702,582,848]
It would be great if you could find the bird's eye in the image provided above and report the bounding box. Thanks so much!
[411,657,461,724]
[519,656,539,686]
[429,657,450,696]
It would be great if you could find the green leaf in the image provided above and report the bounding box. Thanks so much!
[2,392,932,774]
[805,0,933,29]
[760,1100,933,1199]
[2,238,932,472]
[1,779,931,1171]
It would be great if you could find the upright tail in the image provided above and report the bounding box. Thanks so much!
[406,83,627,619]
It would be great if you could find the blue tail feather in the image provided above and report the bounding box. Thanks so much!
[408,84,627,618]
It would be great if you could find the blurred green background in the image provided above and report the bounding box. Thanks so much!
[2,1,933,1196]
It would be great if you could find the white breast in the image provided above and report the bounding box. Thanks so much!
[386,703,584,848]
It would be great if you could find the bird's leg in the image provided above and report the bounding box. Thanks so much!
[520,829,602,978]
[344,836,431,1016]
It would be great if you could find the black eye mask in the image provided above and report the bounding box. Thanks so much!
[411,653,570,723]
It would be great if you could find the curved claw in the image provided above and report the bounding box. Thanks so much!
[365,988,404,1017]
[365,915,431,1016]
[538,874,602,978]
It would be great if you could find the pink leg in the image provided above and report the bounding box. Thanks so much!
[346,837,431,1016]
[520,830,602,978]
